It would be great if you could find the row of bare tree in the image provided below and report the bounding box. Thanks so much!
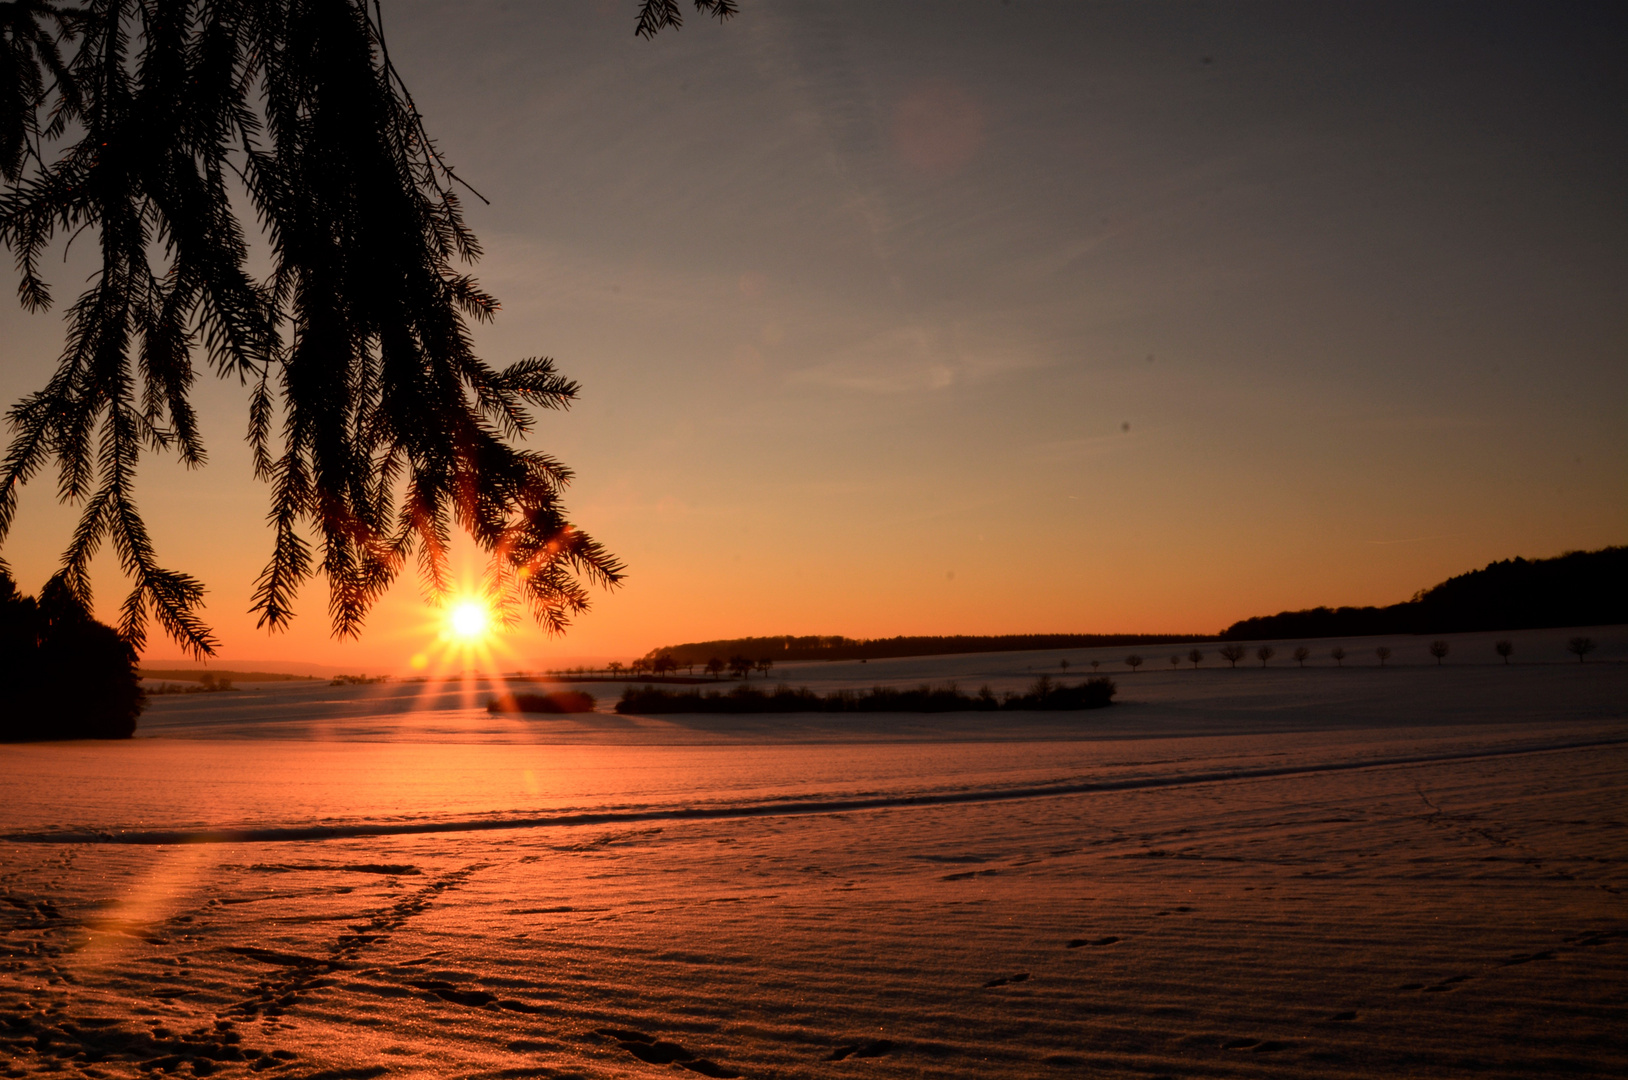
[700,656,775,680]
[552,655,778,680]
[557,636,1605,681]
[1107,636,1599,671]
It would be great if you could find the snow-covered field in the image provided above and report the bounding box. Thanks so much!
[2,627,1624,1077]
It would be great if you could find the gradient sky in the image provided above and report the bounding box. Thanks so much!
[2,1,1623,670]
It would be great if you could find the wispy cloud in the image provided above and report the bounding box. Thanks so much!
[788,322,1046,394]
[1363,534,1455,545]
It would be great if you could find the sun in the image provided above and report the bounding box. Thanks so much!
[406,586,517,688]
[447,599,492,643]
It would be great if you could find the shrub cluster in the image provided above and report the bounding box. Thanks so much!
[488,691,598,714]
[614,676,1116,715]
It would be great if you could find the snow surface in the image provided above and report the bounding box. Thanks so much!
[2,628,1625,1077]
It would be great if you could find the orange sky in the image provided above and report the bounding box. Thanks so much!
[2,3,1623,672]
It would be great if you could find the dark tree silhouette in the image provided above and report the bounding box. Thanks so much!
[1188,648,1203,669]
[1125,654,1143,673]
[1169,654,1181,669]
[1566,636,1596,663]
[1330,647,1345,667]
[0,2,734,655]
[1494,640,1513,665]
[1256,645,1274,667]
[1,569,142,740]
[1218,644,1245,668]
[704,656,724,680]
[1376,646,1392,667]
[1090,660,1100,672]
[1428,640,1449,665]
[755,657,773,679]
[1220,547,1627,642]
[1292,646,1310,667]
[727,654,753,680]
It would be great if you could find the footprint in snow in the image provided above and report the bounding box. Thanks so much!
[982,972,1029,988]
[1066,935,1119,949]
[409,979,496,1007]
[595,1029,741,1077]
[826,1040,893,1061]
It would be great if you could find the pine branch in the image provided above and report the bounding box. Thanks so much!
[4,0,639,651]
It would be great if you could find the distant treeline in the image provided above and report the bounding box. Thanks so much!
[642,548,1625,664]
[140,669,318,683]
[642,633,1213,667]
[147,677,237,695]
[2,570,143,741]
[615,676,1115,715]
[1221,547,1627,642]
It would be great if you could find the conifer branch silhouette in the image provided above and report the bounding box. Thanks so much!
[0,1,714,655]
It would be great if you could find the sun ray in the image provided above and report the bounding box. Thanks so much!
[396,582,555,726]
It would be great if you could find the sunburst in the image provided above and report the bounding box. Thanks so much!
[447,598,492,644]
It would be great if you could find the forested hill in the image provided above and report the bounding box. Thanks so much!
[642,548,1624,663]
[642,633,1215,666]
[1220,546,1626,641]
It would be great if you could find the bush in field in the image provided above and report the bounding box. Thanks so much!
[0,571,142,741]
[1218,644,1246,668]
[1495,640,1513,664]
[1015,676,1116,710]
[1566,637,1596,663]
[488,691,596,714]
